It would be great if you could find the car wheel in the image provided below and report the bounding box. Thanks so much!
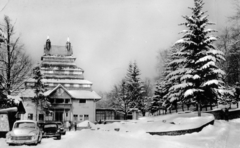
[38,137,42,144]
[57,135,61,140]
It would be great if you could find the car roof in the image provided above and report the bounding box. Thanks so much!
[44,122,58,124]
[15,120,37,123]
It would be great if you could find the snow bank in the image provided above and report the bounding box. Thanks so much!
[93,112,214,133]
[77,120,95,128]
[1,115,240,148]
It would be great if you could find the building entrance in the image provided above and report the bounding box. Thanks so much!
[55,111,63,121]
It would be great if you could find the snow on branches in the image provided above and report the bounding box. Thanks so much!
[162,0,226,116]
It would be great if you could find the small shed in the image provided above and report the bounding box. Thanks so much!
[0,97,26,138]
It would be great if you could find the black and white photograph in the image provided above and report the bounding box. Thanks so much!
[0,0,240,147]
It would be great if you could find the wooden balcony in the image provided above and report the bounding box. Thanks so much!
[50,103,72,109]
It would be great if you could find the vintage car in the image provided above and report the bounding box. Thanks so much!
[5,120,42,146]
[42,122,61,140]
[55,122,66,135]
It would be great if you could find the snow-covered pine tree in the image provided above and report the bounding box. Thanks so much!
[32,65,50,121]
[166,0,226,116]
[163,46,183,105]
[125,62,145,115]
[110,80,134,119]
[150,81,168,115]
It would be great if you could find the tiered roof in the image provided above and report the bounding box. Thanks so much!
[21,38,101,100]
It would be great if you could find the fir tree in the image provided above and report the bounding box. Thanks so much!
[125,62,146,116]
[152,46,181,114]
[150,81,168,115]
[110,80,133,120]
[166,0,226,116]
[32,65,50,121]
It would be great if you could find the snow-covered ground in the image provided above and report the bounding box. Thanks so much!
[1,112,240,148]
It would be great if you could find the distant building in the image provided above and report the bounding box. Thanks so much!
[20,38,101,123]
[96,108,139,122]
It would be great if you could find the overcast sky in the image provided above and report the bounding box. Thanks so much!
[0,0,236,92]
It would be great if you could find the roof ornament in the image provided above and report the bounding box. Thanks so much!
[66,37,71,51]
[46,36,51,51]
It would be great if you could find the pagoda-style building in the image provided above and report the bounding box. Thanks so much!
[20,38,101,123]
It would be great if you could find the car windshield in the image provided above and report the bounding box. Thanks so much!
[44,124,57,128]
[14,122,36,129]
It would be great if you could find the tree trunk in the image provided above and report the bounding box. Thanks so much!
[175,103,178,113]
[182,103,184,111]
[124,112,127,120]
[198,102,201,116]
[237,101,239,108]
[142,111,146,117]
[7,30,11,95]
[210,103,213,110]
[35,100,38,121]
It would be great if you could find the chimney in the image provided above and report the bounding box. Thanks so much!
[46,36,51,50]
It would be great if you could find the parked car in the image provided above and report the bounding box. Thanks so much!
[55,122,66,135]
[42,122,61,140]
[5,120,42,146]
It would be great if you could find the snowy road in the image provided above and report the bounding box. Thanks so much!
[1,120,240,148]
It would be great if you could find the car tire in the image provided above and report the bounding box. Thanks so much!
[57,135,61,140]
[38,137,42,144]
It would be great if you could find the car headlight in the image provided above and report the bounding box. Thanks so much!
[30,132,38,140]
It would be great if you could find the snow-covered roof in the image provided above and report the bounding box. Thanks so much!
[44,45,73,56]
[42,55,76,59]
[20,89,36,98]
[68,90,101,99]
[7,95,22,104]
[43,84,101,99]
[44,84,72,97]
[26,78,92,84]
[0,107,18,113]
[42,61,77,66]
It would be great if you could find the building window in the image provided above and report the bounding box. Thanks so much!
[65,99,70,104]
[39,114,44,121]
[79,115,83,121]
[84,115,89,121]
[73,84,79,87]
[73,114,78,121]
[79,99,86,103]
[49,99,54,104]
[64,84,70,87]
[28,113,33,120]
[56,99,64,104]
[82,84,90,88]
[49,83,54,86]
